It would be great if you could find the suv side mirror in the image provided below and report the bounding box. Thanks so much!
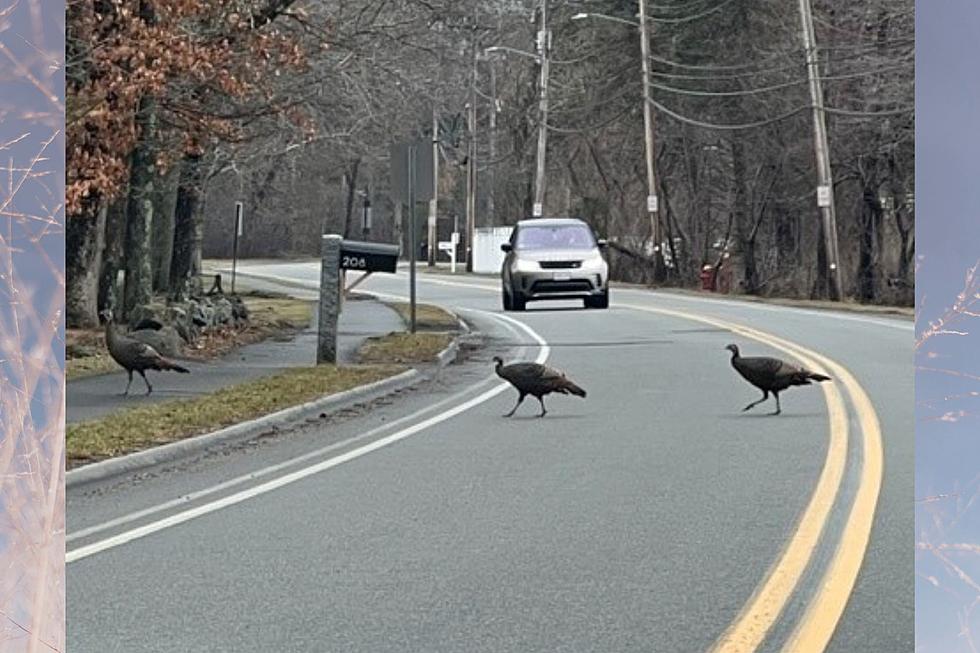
[597,239,608,248]
[501,243,513,252]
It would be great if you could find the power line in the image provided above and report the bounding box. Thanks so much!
[649,97,909,130]
[823,105,913,117]
[647,63,911,97]
[648,48,801,71]
[647,0,737,24]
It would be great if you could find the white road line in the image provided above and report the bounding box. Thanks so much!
[67,311,548,563]
[68,379,498,544]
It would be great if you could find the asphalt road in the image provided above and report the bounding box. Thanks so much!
[67,261,913,652]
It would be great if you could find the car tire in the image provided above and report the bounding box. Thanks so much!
[585,290,609,309]
[512,290,527,311]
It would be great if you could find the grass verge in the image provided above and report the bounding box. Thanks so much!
[66,363,404,467]
[66,293,314,381]
[358,332,454,365]
[385,301,460,330]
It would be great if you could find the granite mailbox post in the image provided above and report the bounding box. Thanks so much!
[317,235,400,364]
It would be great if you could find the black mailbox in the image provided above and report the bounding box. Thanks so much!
[339,240,399,273]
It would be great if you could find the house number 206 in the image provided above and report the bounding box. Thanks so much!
[342,255,367,268]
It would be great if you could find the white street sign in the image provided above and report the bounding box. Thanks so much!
[235,202,244,236]
[817,185,832,208]
[532,202,543,217]
[647,195,658,213]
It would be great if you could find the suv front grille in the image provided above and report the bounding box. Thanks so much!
[531,280,593,293]
[539,260,582,269]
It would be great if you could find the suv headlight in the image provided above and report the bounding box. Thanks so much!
[513,259,539,273]
[581,253,606,271]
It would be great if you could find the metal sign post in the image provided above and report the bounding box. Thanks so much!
[232,201,243,293]
[392,139,432,333]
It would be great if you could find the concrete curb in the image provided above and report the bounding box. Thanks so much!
[67,336,463,490]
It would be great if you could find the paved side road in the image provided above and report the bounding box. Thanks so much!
[67,297,404,423]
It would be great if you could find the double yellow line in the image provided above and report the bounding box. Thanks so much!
[620,304,883,653]
[330,269,883,652]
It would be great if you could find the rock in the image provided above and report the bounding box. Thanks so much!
[188,299,211,327]
[128,303,167,329]
[212,297,235,325]
[132,317,164,331]
[230,295,249,323]
[130,326,184,358]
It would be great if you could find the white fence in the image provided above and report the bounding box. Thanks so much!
[472,226,514,274]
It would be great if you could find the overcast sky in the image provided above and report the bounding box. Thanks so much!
[915,1,980,650]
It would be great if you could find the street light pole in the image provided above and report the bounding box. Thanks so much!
[637,0,666,281]
[798,0,843,300]
[428,106,439,266]
[465,45,478,272]
[488,62,497,226]
[532,0,550,218]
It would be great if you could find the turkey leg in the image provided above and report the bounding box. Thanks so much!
[505,392,526,417]
[742,390,769,412]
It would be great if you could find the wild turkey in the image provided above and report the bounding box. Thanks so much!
[725,343,831,415]
[101,310,190,396]
[493,356,586,417]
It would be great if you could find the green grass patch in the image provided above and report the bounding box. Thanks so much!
[358,332,453,365]
[67,363,404,466]
[386,302,459,330]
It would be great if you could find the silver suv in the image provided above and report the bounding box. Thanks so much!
[501,218,609,311]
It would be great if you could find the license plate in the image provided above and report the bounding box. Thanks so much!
[553,272,571,281]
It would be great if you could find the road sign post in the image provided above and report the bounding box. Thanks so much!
[232,201,243,293]
[392,140,433,333]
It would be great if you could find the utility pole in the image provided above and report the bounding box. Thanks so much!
[532,0,550,218]
[798,0,843,300]
[638,0,666,281]
[465,43,478,272]
[488,63,497,226]
[428,106,439,266]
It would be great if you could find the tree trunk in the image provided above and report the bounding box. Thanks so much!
[170,153,205,301]
[151,164,180,291]
[123,96,157,318]
[342,158,360,238]
[66,197,106,328]
[858,186,883,302]
[811,217,829,299]
[730,139,758,294]
[98,193,128,318]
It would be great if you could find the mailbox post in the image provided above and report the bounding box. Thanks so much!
[318,235,342,364]
[318,235,401,364]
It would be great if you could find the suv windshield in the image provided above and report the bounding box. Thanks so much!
[515,225,596,250]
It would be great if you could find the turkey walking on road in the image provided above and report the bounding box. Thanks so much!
[493,356,586,417]
[725,344,830,415]
[101,310,190,396]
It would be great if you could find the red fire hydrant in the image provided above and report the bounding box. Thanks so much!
[700,265,716,291]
